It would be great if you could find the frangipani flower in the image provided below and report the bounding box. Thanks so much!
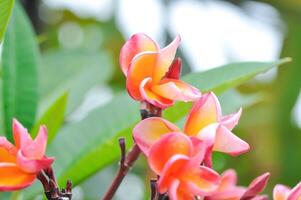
[0,119,54,191]
[120,33,201,109]
[207,169,270,200]
[133,92,249,164]
[273,182,301,200]
[147,133,220,200]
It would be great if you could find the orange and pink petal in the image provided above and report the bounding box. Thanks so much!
[0,163,36,191]
[17,151,54,173]
[151,79,201,102]
[148,133,192,174]
[220,108,242,130]
[22,126,48,159]
[133,117,180,155]
[120,33,158,76]
[213,125,250,156]
[273,184,291,200]
[153,35,181,83]
[184,92,221,136]
[12,119,33,150]
[126,52,158,100]
[139,77,174,109]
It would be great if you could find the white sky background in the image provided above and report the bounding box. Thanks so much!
[41,0,301,128]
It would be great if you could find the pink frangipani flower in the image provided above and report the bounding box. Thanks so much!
[273,182,301,200]
[133,92,249,166]
[147,132,220,200]
[0,119,54,191]
[120,33,201,109]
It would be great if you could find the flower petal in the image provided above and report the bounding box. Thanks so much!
[220,108,242,130]
[273,184,290,200]
[120,33,158,76]
[287,182,301,200]
[148,133,192,174]
[241,172,270,200]
[158,154,190,194]
[207,187,246,200]
[217,169,238,192]
[0,163,36,191]
[17,151,54,173]
[181,166,220,195]
[126,52,158,100]
[0,137,17,163]
[153,35,181,83]
[12,119,33,149]
[22,126,48,159]
[133,117,180,155]
[151,79,201,102]
[165,58,182,80]
[184,92,221,136]
[140,77,174,109]
[213,125,250,156]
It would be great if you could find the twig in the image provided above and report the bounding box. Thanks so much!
[102,102,162,200]
[37,167,73,200]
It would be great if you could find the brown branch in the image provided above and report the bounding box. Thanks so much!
[37,167,73,200]
[102,102,162,200]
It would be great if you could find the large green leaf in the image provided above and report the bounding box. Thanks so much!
[40,49,113,115]
[0,0,14,42]
[1,3,39,141]
[41,59,289,190]
[31,93,68,143]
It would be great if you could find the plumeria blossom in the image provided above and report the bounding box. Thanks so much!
[146,132,220,200]
[273,182,301,200]
[206,169,270,200]
[0,119,54,191]
[133,92,249,166]
[120,33,201,109]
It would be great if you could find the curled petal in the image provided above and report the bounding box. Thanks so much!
[181,166,220,195]
[140,78,174,109]
[287,182,301,200]
[133,117,180,156]
[120,33,158,76]
[151,79,201,102]
[148,133,192,174]
[22,126,48,159]
[252,195,269,200]
[218,169,238,191]
[273,185,290,200]
[17,151,54,173]
[214,125,250,156]
[184,92,221,136]
[158,155,190,194]
[0,137,17,162]
[241,173,270,200]
[153,35,181,83]
[208,187,246,200]
[12,119,33,149]
[165,58,182,80]
[0,163,36,191]
[220,108,242,130]
[126,52,158,100]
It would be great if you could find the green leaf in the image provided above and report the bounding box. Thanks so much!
[25,59,290,199]
[40,49,113,115]
[0,0,14,42]
[1,3,39,141]
[31,93,68,143]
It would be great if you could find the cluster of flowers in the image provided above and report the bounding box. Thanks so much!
[0,33,300,200]
[120,33,301,200]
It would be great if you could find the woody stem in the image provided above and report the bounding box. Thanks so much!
[102,102,162,200]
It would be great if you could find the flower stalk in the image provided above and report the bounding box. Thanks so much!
[102,102,162,200]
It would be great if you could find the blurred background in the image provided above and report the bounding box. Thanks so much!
[5,0,301,199]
